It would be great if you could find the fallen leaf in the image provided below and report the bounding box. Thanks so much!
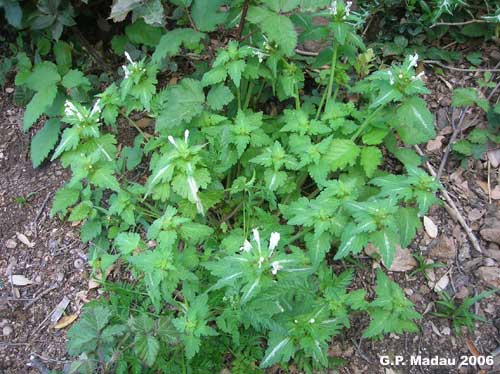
[423,216,438,238]
[389,247,417,272]
[135,117,153,129]
[11,274,33,286]
[434,274,449,292]
[16,232,34,248]
[54,314,78,329]
[426,136,445,152]
[88,279,100,290]
[487,149,500,168]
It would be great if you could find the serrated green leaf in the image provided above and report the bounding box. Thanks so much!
[152,28,204,63]
[62,70,91,89]
[324,139,360,171]
[30,118,61,167]
[23,86,58,130]
[396,207,421,247]
[51,185,80,217]
[396,96,436,145]
[192,0,227,32]
[156,79,205,132]
[25,61,60,91]
[452,88,489,111]
[125,19,163,47]
[134,335,159,367]
[360,146,382,177]
[207,84,234,110]
[247,6,297,55]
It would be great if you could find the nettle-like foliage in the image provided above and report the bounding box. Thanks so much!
[31,0,442,372]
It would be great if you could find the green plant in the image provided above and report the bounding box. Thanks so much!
[363,269,421,338]
[410,253,445,280]
[432,290,497,335]
[4,0,446,372]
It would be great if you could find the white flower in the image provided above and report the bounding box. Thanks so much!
[64,100,83,121]
[268,232,280,255]
[124,51,136,67]
[184,129,190,144]
[258,256,265,268]
[240,239,252,252]
[186,162,204,216]
[408,53,419,70]
[122,65,130,78]
[330,0,338,15]
[168,135,178,148]
[345,1,352,16]
[387,70,395,85]
[309,318,315,324]
[271,261,283,275]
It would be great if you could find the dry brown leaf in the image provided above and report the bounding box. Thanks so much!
[11,274,33,286]
[423,216,438,238]
[16,232,34,248]
[54,314,78,330]
[135,117,153,129]
[487,149,500,168]
[426,136,445,152]
[434,274,449,292]
[88,279,100,290]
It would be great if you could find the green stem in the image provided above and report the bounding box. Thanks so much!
[243,81,254,110]
[294,82,301,110]
[350,105,385,142]
[236,85,242,111]
[323,44,338,113]
[315,88,327,120]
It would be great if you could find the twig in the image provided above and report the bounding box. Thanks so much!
[414,145,482,253]
[350,338,371,363]
[34,192,52,223]
[184,7,198,32]
[23,284,58,311]
[431,19,486,28]
[295,48,320,56]
[436,108,467,179]
[487,160,492,204]
[423,60,500,73]
[237,0,250,40]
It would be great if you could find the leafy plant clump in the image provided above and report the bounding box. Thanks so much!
[6,0,446,372]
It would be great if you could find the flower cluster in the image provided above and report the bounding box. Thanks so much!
[122,52,146,79]
[240,229,283,275]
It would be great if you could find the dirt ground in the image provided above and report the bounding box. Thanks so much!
[1,46,500,374]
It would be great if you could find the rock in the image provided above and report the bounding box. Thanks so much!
[492,186,500,200]
[468,208,485,221]
[423,216,438,238]
[485,246,500,261]
[74,259,85,269]
[2,325,13,336]
[429,236,456,260]
[389,247,417,272]
[488,148,500,168]
[480,226,500,245]
[5,239,17,249]
[476,266,500,288]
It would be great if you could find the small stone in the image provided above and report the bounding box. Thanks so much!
[34,275,42,283]
[468,208,485,221]
[404,288,414,296]
[484,258,497,267]
[441,327,451,335]
[5,239,17,249]
[480,226,500,245]
[55,272,65,282]
[476,266,500,288]
[485,246,500,261]
[429,236,456,260]
[410,293,423,303]
[74,259,84,269]
[3,325,13,336]
[5,87,14,94]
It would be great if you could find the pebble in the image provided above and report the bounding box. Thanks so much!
[476,266,500,288]
[5,239,17,249]
[74,259,85,269]
[429,236,456,260]
[3,325,13,336]
[480,226,500,245]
